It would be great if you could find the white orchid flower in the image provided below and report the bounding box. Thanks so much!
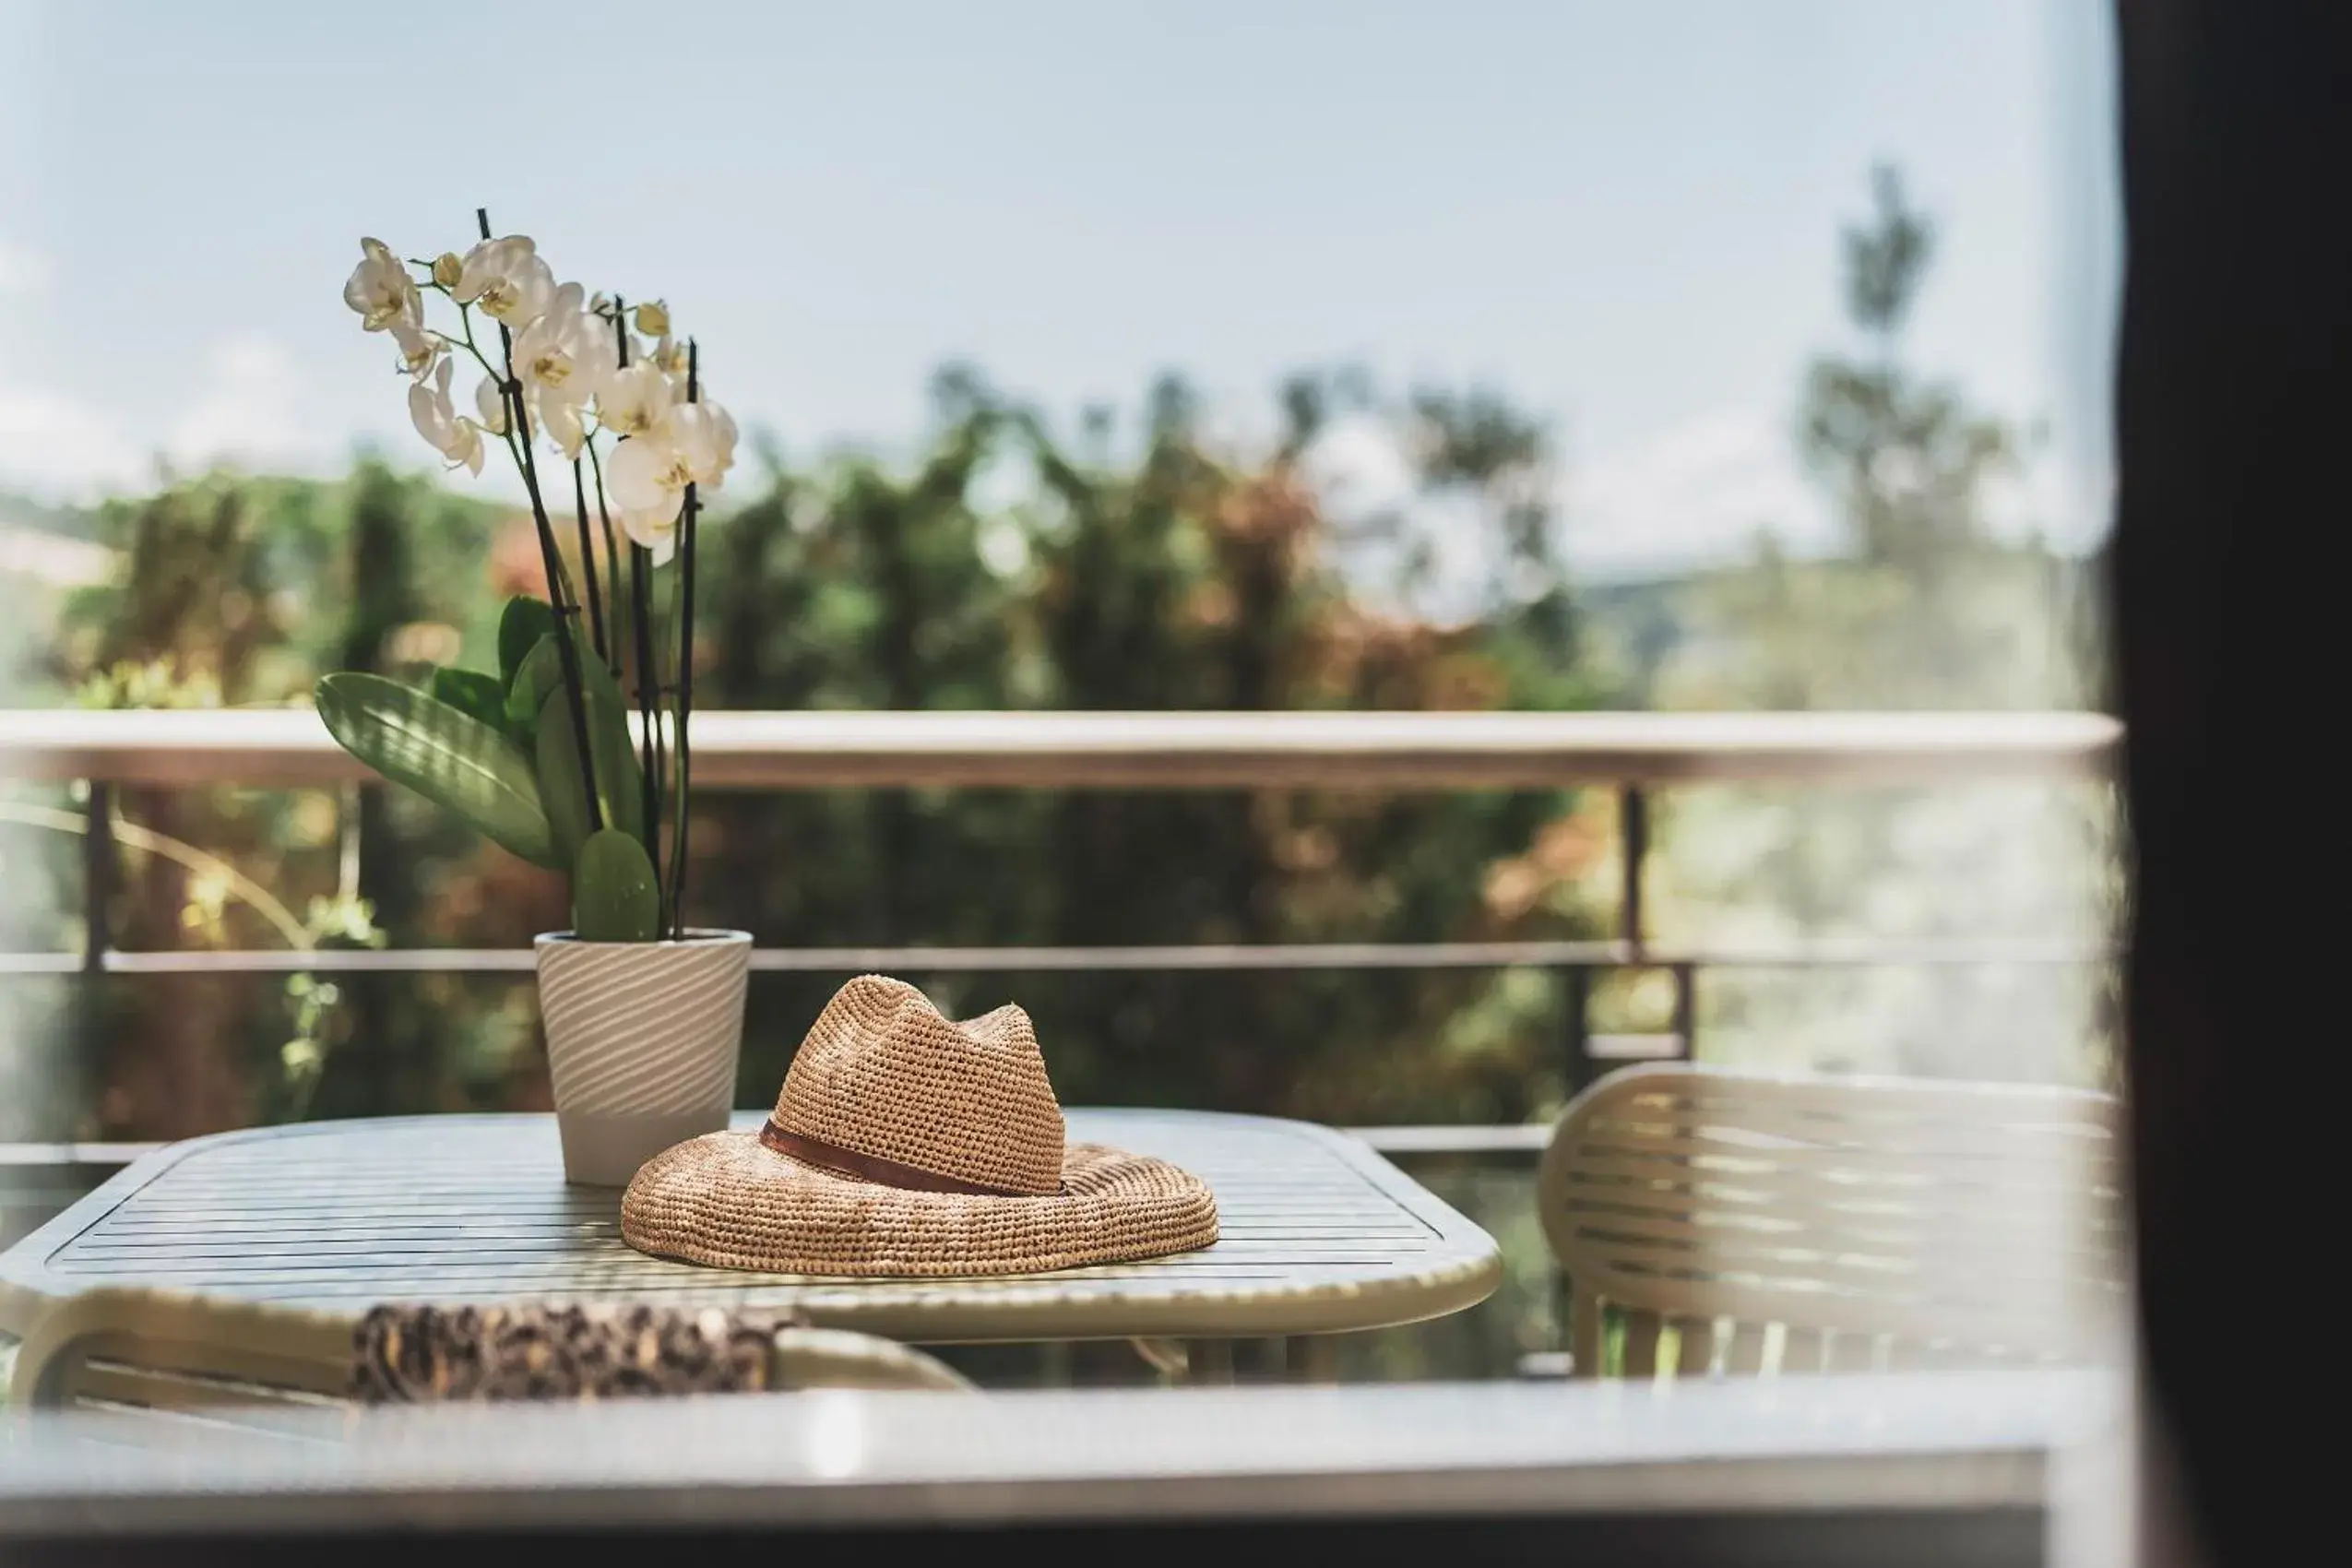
[649,334,691,380]
[389,321,444,381]
[514,284,613,405]
[408,359,485,477]
[342,237,420,333]
[597,361,674,439]
[606,431,688,562]
[606,398,738,562]
[453,234,555,326]
[511,284,614,460]
[676,400,738,488]
[473,374,510,437]
[535,395,588,460]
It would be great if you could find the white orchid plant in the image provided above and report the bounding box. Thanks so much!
[319,212,736,944]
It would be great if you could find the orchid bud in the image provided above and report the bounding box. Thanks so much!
[634,300,671,337]
[432,252,463,290]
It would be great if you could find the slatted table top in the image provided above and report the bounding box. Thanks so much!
[0,1111,1500,1344]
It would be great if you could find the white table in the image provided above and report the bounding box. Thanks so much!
[1,1110,1501,1354]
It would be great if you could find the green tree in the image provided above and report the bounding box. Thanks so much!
[685,367,1606,1123]
[1653,167,2108,1083]
[53,479,303,1134]
[35,373,1613,1133]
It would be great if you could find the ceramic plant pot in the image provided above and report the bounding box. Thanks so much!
[535,929,750,1185]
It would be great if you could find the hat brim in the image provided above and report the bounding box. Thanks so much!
[621,1132,1220,1277]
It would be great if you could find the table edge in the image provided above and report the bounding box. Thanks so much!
[3,1111,1504,1345]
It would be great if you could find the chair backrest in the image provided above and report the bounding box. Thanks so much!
[1538,1063,2125,1379]
[6,1289,355,1424]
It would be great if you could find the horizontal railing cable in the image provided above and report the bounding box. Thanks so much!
[0,936,2108,978]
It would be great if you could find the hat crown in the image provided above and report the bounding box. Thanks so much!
[772,976,1065,1195]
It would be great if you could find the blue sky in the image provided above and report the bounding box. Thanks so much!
[1,0,2116,578]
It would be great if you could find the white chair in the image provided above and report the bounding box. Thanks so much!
[1537,1063,2125,1378]
[7,1288,970,1421]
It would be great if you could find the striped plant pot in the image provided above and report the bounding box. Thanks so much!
[535,929,752,1186]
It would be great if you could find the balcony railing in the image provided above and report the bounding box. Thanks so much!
[1,707,2118,1083]
[0,703,2123,1380]
[0,707,2117,788]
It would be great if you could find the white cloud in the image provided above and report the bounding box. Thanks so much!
[1566,407,1835,580]
[1290,402,2101,600]
[0,384,144,498]
[0,524,114,588]
[1568,406,2115,578]
[0,239,53,296]
[165,332,316,473]
[1,329,327,503]
[1304,413,1494,622]
[1984,445,2113,554]
[1307,405,1839,597]
[1302,413,1415,517]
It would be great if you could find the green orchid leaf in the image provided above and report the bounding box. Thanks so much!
[504,627,627,744]
[498,596,558,689]
[429,667,508,734]
[564,623,629,715]
[505,635,564,739]
[316,672,558,869]
[572,828,662,942]
[532,677,645,867]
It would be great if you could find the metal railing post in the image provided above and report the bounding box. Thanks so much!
[1671,961,1696,1062]
[1561,965,1592,1095]
[80,781,113,975]
[1619,783,1647,962]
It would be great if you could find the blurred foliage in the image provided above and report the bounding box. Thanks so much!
[0,168,2112,1148]
[695,364,1610,1125]
[1627,167,2116,1085]
[10,368,1623,1139]
[5,464,554,1137]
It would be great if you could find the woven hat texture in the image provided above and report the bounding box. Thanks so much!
[621,976,1219,1277]
[775,974,1066,1195]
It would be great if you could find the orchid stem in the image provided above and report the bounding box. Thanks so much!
[608,298,667,924]
[586,438,624,679]
[666,340,700,941]
[630,542,666,925]
[477,204,600,835]
[446,303,504,386]
[570,457,608,667]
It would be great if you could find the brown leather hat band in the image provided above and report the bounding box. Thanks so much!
[758,1120,1041,1197]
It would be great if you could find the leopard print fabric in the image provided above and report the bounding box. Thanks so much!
[351,1303,807,1403]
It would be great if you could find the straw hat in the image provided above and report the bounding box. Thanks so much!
[620,975,1220,1276]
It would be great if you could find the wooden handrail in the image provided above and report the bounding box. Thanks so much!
[0,708,2119,789]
